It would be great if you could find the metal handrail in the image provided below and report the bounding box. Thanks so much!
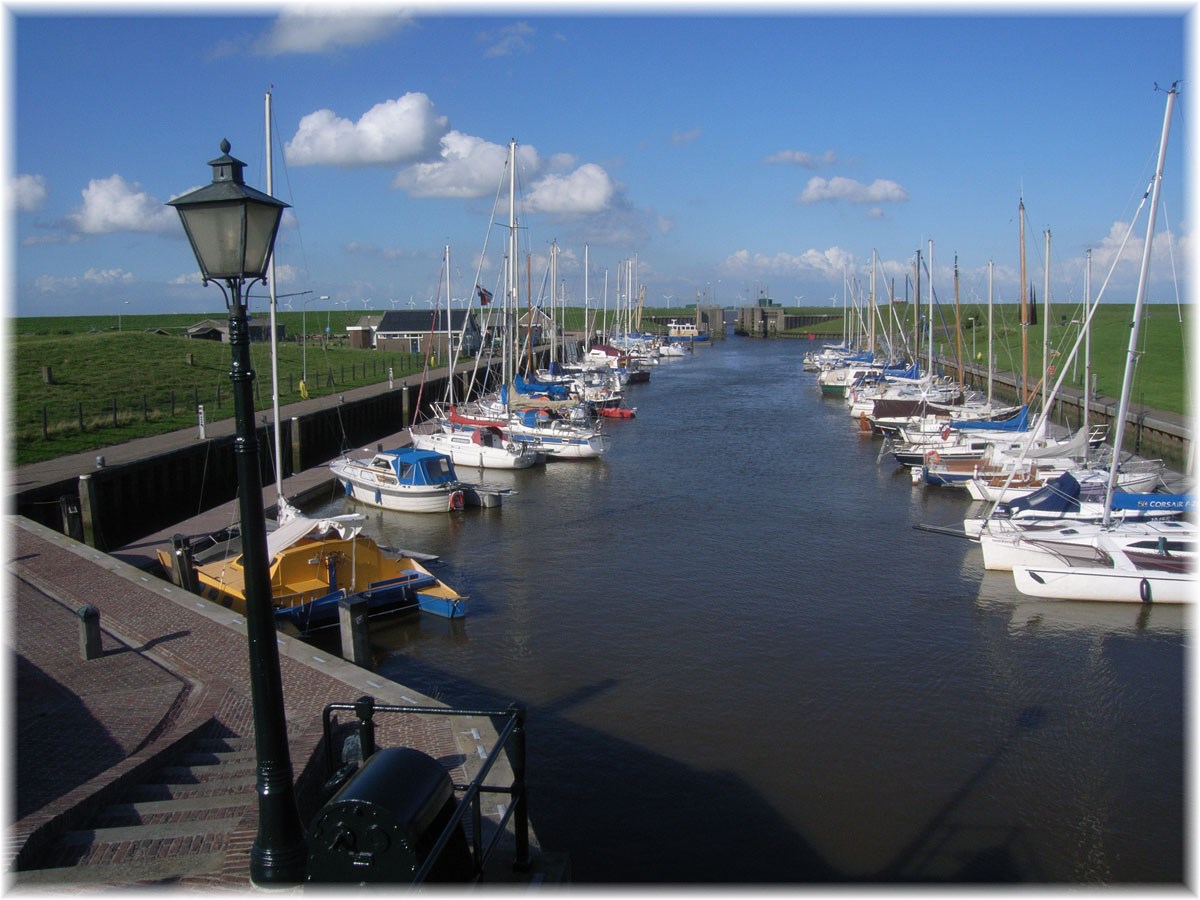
[320,696,529,882]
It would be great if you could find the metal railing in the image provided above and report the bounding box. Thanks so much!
[320,695,529,883]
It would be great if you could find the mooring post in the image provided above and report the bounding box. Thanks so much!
[338,594,372,667]
[77,473,100,549]
[77,604,101,660]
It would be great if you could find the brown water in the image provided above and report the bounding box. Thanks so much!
[306,335,1186,884]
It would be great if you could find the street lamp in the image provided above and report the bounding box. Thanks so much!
[304,295,329,384]
[167,140,306,886]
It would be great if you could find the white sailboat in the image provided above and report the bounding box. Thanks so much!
[1005,84,1195,603]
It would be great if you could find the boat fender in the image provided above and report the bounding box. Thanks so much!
[506,442,517,453]
[1140,578,1153,604]
[450,490,465,511]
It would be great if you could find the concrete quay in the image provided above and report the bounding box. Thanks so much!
[8,377,565,888]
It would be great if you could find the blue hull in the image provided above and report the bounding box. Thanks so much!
[274,570,464,633]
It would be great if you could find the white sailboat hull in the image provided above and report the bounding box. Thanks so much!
[1012,564,1193,603]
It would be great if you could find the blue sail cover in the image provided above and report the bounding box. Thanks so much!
[953,406,1030,432]
[1001,472,1083,515]
[515,372,569,400]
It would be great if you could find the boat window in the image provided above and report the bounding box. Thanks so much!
[398,462,413,479]
[428,457,453,478]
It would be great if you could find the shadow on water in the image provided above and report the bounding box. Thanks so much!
[370,649,1055,884]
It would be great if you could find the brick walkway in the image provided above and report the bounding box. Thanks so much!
[8,516,536,888]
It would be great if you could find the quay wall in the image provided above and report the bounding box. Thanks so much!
[946,356,1191,472]
[16,374,452,552]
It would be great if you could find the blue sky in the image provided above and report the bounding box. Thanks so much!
[6,5,1191,320]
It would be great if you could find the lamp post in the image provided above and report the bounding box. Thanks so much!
[303,295,328,384]
[167,140,307,886]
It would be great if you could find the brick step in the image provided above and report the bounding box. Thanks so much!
[63,815,245,847]
[188,736,255,753]
[176,750,256,767]
[128,772,257,801]
[95,792,252,828]
[159,759,256,782]
[13,850,229,887]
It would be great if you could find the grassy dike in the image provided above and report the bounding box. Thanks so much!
[9,304,1191,466]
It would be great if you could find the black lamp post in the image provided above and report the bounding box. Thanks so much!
[167,140,307,885]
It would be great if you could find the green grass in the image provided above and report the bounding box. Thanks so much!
[779,302,1191,415]
[12,320,423,466]
[8,304,1191,466]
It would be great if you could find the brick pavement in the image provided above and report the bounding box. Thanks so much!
[8,515,535,888]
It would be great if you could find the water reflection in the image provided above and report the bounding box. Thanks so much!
[305,336,1184,883]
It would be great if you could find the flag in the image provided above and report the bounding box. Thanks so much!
[477,285,493,306]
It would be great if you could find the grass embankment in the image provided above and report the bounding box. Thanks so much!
[777,302,1191,416]
[8,305,1191,466]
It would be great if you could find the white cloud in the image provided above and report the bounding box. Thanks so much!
[35,267,135,292]
[1090,219,1188,290]
[258,8,415,55]
[721,246,857,279]
[285,94,449,167]
[764,149,837,167]
[68,175,177,235]
[391,131,519,198]
[799,176,908,204]
[12,174,47,212]
[671,128,701,146]
[525,164,615,215]
[478,22,535,57]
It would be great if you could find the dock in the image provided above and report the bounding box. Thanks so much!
[8,373,566,887]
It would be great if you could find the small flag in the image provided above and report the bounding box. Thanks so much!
[477,285,493,306]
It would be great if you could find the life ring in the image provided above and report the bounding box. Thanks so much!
[449,490,465,511]
[1139,578,1153,604]
[925,450,941,465]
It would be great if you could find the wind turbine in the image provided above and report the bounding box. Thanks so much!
[663,294,674,309]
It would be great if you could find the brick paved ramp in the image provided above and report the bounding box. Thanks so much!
[8,516,553,888]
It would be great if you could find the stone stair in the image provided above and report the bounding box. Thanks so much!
[16,735,257,886]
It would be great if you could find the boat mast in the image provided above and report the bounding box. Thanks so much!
[987,260,994,408]
[1104,84,1177,525]
[1019,197,1028,403]
[444,243,452,405]
[506,138,517,410]
[265,89,284,503]
[926,240,934,384]
[954,254,962,387]
[1042,228,1051,416]
[1082,249,1092,466]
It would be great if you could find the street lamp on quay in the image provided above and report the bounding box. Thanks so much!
[166,139,306,886]
[303,295,329,384]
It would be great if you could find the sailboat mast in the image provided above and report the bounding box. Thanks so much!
[1019,197,1028,403]
[264,90,284,502]
[506,139,517,407]
[987,260,994,408]
[954,254,962,387]
[926,240,934,381]
[1083,249,1092,466]
[1042,228,1051,416]
[1104,84,1177,524]
[444,243,452,404]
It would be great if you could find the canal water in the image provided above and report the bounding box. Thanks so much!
[306,334,1186,884]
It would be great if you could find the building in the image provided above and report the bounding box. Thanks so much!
[369,309,482,359]
[185,318,282,343]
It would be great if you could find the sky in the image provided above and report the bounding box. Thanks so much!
[5,3,1193,321]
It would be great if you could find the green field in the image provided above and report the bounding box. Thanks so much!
[8,304,1191,466]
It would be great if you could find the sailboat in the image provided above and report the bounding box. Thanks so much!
[409,244,542,470]
[159,91,466,630]
[447,139,608,460]
[1002,84,1195,603]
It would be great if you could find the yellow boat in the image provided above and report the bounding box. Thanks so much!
[158,513,465,633]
